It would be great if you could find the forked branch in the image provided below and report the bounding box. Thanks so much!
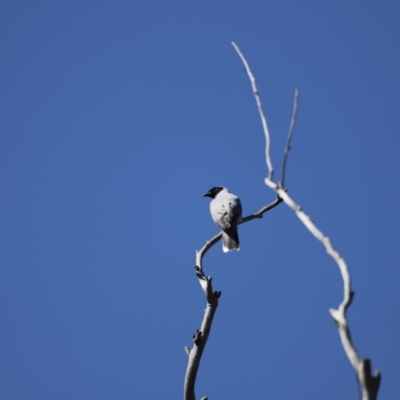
[232,42,381,400]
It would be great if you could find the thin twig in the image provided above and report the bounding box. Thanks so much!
[231,41,274,181]
[195,232,222,275]
[280,87,299,188]
[240,194,283,224]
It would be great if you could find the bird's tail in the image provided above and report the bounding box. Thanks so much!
[222,228,240,252]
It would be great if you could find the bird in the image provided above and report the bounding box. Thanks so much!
[203,186,242,252]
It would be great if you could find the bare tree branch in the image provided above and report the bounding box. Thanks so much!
[240,194,283,224]
[280,87,299,189]
[184,266,220,400]
[184,194,283,400]
[265,182,381,400]
[231,41,274,181]
[233,43,381,400]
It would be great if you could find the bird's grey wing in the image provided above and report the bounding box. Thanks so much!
[220,195,242,252]
[210,199,231,230]
[225,196,242,224]
[211,195,242,229]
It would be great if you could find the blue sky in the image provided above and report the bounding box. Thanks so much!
[1,1,399,399]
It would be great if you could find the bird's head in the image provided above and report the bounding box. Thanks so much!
[202,186,227,199]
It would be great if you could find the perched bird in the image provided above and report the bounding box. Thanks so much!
[203,186,242,252]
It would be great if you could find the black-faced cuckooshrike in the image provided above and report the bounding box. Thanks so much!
[203,186,242,252]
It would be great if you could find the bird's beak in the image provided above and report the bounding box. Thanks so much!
[203,191,212,198]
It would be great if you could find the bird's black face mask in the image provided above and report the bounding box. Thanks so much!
[202,186,225,199]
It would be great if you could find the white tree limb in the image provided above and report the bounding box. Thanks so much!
[233,42,381,400]
[265,180,381,400]
[232,41,274,181]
